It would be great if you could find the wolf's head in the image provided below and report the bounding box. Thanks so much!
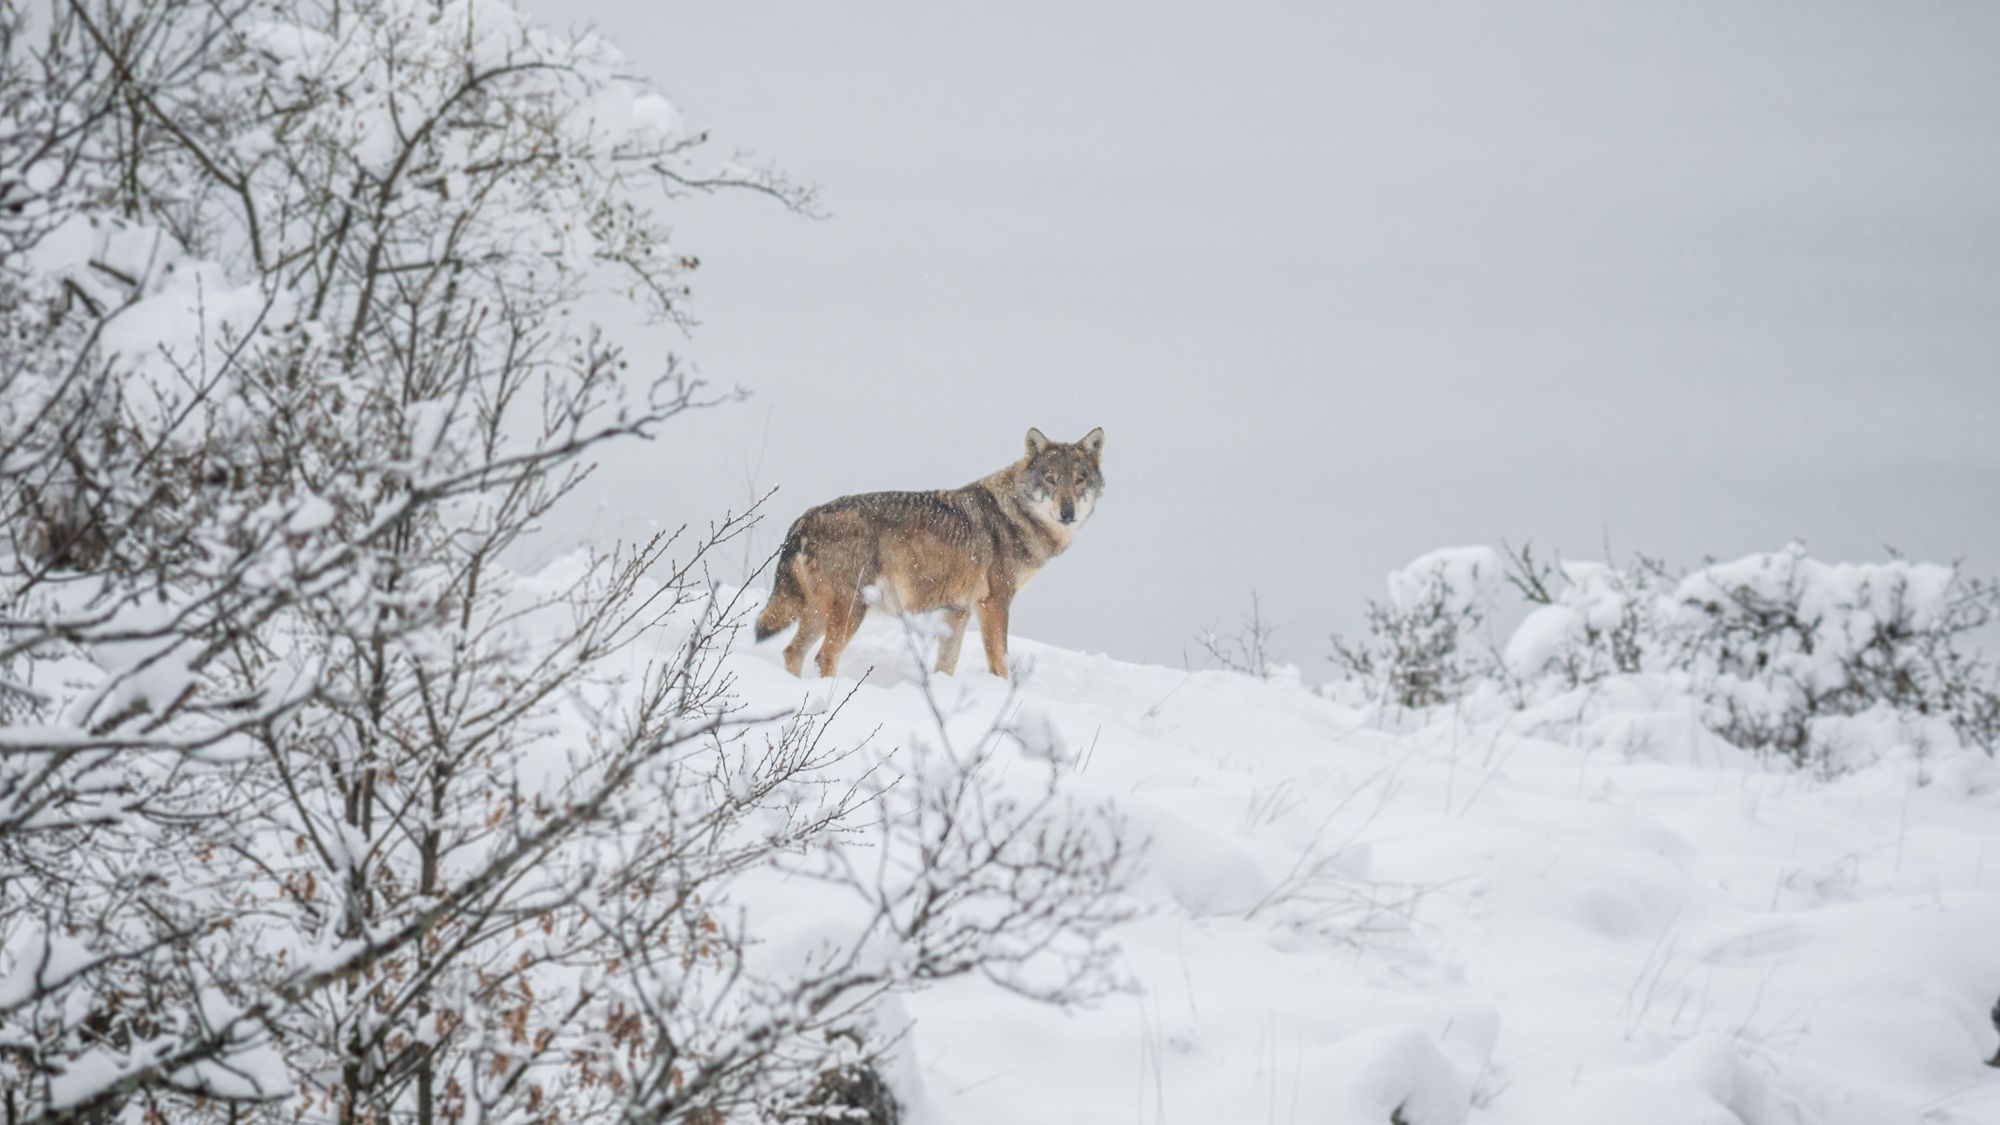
[1018,427,1106,528]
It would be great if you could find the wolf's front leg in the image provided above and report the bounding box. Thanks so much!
[977,595,1011,678]
[936,606,972,674]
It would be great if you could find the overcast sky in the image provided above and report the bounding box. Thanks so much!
[520,0,2000,670]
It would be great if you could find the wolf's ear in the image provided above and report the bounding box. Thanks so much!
[1079,427,1105,461]
[1025,427,1051,458]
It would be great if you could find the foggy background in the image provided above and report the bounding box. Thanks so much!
[520,0,2000,670]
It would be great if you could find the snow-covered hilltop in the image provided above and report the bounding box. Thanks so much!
[721,600,2000,1125]
[5,0,1996,1117]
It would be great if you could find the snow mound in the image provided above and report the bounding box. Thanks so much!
[720,596,2000,1125]
[1389,546,1504,615]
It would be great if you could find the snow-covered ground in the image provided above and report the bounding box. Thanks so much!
[721,607,2000,1125]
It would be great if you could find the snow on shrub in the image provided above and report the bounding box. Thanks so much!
[1502,558,1658,687]
[1331,546,1502,709]
[1663,546,1996,765]
[1331,542,2000,769]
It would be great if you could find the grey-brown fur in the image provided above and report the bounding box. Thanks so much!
[755,427,1105,678]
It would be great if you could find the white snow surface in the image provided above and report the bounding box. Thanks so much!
[713,593,2000,1125]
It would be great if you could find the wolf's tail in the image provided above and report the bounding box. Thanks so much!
[754,538,806,642]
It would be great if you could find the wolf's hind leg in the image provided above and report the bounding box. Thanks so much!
[935,606,972,674]
[815,591,867,678]
[783,605,825,677]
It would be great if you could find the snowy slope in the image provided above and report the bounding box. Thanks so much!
[720,607,2000,1125]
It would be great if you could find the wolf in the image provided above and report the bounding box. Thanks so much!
[754,427,1106,679]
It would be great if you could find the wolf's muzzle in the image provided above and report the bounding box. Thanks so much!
[1059,501,1076,524]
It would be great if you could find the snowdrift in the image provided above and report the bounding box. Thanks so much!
[724,601,2000,1125]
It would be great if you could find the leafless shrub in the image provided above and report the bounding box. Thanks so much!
[797,1059,900,1125]
[1331,541,2000,768]
[1664,546,2000,765]
[1499,540,1665,690]
[1195,591,1278,679]
[1500,539,1559,606]
[1330,562,1492,710]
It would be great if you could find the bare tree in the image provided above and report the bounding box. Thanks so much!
[0,1,1131,1121]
